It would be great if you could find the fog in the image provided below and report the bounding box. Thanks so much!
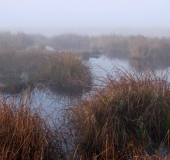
[0,0,170,37]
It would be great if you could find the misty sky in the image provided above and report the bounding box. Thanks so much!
[0,0,169,36]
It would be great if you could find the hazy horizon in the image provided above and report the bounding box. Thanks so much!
[0,0,170,37]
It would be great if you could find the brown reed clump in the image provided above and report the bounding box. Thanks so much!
[29,52,92,90]
[0,93,64,160]
[0,50,92,93]
[67,69,170,159]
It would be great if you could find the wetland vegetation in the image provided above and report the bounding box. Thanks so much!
[67,69,170,159]
[0,50,92,94]
[0,32,170,159]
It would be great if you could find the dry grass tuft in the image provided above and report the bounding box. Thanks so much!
[66,69,170,159]
[0,92,64,160]
[0,50,92,93]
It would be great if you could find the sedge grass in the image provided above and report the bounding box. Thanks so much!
[0,92,64,160]
[66,68,170,159]
[0,50,92,93]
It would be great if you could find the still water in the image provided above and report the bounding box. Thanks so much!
[29,55,170,116]
[90,55,170,80]
[35,56,133,115]
[1,55,170,116]
[1,55,169,156]
[89,55,131,78]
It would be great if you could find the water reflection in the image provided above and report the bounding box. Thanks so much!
[1,54,170,117]
[0,86,82,120]
[89,55,131,78]
[88,55,170,84]
[100,51,170,72]
[129,58,170,72]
